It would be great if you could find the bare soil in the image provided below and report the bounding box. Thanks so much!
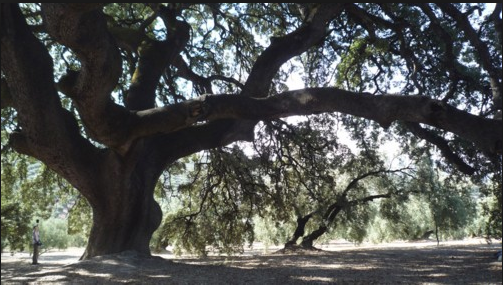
[1,238,501,284]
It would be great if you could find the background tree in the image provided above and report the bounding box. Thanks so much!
[414,156,478,244]
[0,140,76,252]
[249,115,413,250]
[152,114,476,255]
[1,142,89,252]
[1,3,501,260]
[371,155,478,243]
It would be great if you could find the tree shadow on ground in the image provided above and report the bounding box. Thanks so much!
[1,244,501,284]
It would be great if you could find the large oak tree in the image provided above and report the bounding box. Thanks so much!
[1,3,501,259]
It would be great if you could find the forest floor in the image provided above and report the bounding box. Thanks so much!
[1,238,501,284]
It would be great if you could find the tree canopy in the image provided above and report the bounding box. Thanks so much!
[1,3,501,259]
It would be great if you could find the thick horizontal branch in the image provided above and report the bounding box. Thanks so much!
[196,88,502,155]
[68,86,501,159]
[128,88,502,157]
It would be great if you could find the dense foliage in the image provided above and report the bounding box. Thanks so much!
[154,115,483,255]
[1,3,501,258]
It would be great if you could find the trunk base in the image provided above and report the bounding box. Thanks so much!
[80,249,154,261]
[277,244,323,254]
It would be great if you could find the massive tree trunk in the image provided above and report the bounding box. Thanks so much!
[80,169,162,259]
[83,191,162,259]
[77,140,169,259]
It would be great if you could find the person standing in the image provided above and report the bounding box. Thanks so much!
[32,220,41,265]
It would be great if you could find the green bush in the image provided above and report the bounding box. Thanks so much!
[38,218,69,251]
[36,218,87,251]
[69,233,88,248]
[1,200,31,252]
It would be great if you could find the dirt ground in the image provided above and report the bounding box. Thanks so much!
[1,238,501,284]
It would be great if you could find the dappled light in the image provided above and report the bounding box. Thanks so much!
[2,239,501,283]
[1,3,501,283]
